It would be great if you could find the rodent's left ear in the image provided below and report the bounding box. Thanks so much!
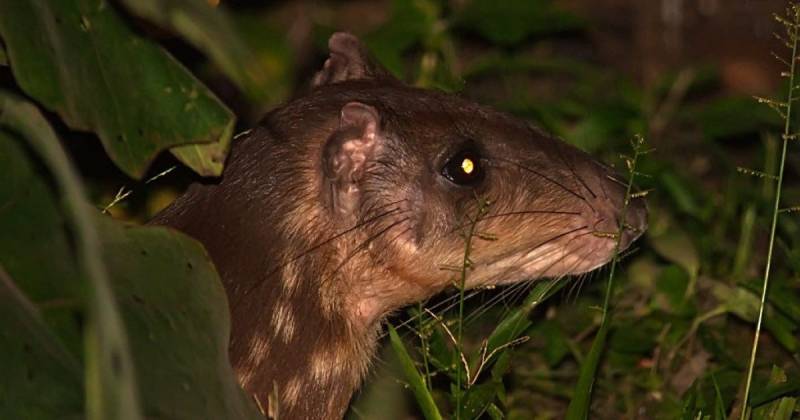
[322,102,382,217]
[312,32,398,88]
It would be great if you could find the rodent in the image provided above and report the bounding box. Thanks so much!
[151,32,647,419]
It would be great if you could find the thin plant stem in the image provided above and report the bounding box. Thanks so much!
[603,138,645,330]
[740,6,799,418]
[455,197,489,418]
[418,302,433,392]
[565,136,647,420]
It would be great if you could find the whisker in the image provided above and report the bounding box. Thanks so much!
[276,205,408,271]
[384,289,484,339]
[462,244,569,324]
[494,157,592,209]
[328,217,411,277]
[480,226,590,283]
[554,143,597,199]
[248,201,410,295]
[464,231,590,324]
[463,279,532,325]
[605,173,628,187]
[447,209,582,235]
[469,247,586,326]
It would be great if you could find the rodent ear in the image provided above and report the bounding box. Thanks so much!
[312,32,397,87]
[323,102,381,217]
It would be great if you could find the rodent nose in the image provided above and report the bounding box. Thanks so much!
[619,195,647,250]
[588,193,647,252]
[581,164,648,252]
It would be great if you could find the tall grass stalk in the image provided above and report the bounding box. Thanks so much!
[454,197,490,417]
[740,4,800,418]
[565,135,648,420]
[417,302,433,392]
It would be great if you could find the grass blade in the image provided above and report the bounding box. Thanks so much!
[740,5,800,418]
[388,324,443,420]
[565,135,647,419]
[564,323,609,420]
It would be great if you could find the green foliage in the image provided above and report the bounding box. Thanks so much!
[740,5,800,418]
[116,0,270,103]
[389,324,443,420]
[455,0,583,46]
[0,92,142,420]
[0,92,261,419]
[0,0,235,179]
[1,0,799,419]
[566,136,649,420]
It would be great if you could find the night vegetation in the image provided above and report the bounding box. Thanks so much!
[0,1,798,419]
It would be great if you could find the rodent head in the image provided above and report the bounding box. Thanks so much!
[151,33,649,418]
[307,33,647,324]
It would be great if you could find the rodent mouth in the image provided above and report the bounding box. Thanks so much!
[466,228,601,287]
[468,212,646,288]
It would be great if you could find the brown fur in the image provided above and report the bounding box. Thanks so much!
[151,33,646,419]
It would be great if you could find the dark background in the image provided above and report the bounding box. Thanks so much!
[3,1,798,418]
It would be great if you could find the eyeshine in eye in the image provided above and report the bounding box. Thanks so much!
[441,146,485,186]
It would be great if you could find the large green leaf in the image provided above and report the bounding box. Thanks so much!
[476,277,564,369]
[0,0,235,179]
[0,261,83,419]
[115,0,271,103]
[564,322,609,420]
[97,214,263,419]
[0,92,261,419]
[0,91,143,420]
[388,324,443,420]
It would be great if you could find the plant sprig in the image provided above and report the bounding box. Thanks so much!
[566,134,649,420]
[739,4,800,418]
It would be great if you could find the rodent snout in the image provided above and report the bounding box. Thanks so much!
[576,160,648,252]
[619,195,648,249]
[587,187,648,252]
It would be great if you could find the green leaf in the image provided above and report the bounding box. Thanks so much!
[0,92,261,419]
[762,311,798,354]
[608,319,659,357]
[96,215,263,419]
[455,0,583,46]
[535,320,570,366]
[116,0,271,103]
[458,382,500,420]
[0,0,235,179]
[654,265,695,316]
[0,91,143,420]
[684,95,780,141]
[427,326,458,380]
[711,283,759,322]
[365,0,437,78]
[648,216,700,278]
[565,321,609,420]
[388,324,443,420]
[232,16,294,107]
[750,378,800,407]
[752,367,798,420]
[479,278,563,367]
[739,280,800,323]
[658,172,703,218]
[711,373,726,420]
[486,403,504,420]
[0,265,84,420]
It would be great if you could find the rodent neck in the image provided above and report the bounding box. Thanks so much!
[229,256,380,419]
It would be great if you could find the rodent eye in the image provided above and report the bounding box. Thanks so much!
[441,147,485,186]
